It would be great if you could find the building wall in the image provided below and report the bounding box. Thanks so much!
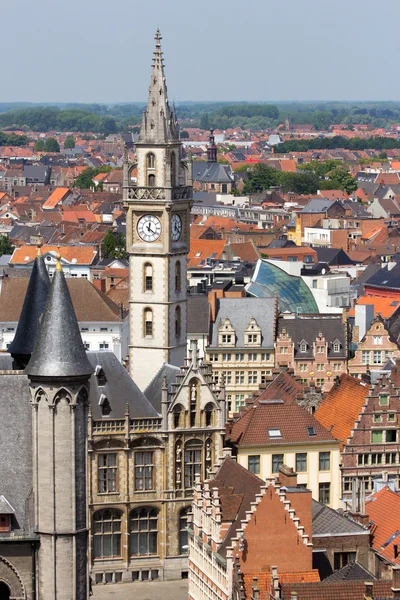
[348,318,400,377]
[0,543,35,600]
[237,443,341,509]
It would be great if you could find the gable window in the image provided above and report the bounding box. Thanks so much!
[144,263,153,292]
[317,345,325,353]
[144,308,153,337]
[333,341,340,352]
[248,455,260,474]
[93,510,122,558]
[134,452,154,491]
[222,334,232,344]
[98,454,118,493]
[247,334,258,344]
[300,342,307,353]
[184,441,202,488]
[373,336,383,345]
[130,507,158,556]
[280,346,288,354]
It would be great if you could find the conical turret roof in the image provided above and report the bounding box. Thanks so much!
[25,258,93,378]
[9,250,50,358]
[139,29,179,144]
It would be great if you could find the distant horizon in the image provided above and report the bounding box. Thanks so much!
[1,100,400,106]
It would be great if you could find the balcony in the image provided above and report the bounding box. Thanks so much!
[124,186,192,202]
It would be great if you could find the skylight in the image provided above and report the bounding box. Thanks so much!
[268,428,282,438]
[307,426,316,436]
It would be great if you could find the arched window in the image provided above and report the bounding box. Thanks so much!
[190,381,198,427]
[148,174,155,187]
[173,404,183,428]
[184,440,202,488]
[204,403,214,427]
[170,152,176,187]
[175,306,181,339]
[144,263,153,292]
[93,509,122,558]
[0,582,10,600]
[179,507,190,554]
[175,261,181,292]
[147,153,155,169]
[144,308,153,337]
[130,507,158,556]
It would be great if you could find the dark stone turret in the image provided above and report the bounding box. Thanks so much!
[25,256,93,379]
[9,242,50,369]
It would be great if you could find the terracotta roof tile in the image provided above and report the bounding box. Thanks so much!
[42,187,70,209]
[366,486,400,564]
[356,295,400,319]
[188,239,226,267]
[11,245,97,265]
[315,375,369,449]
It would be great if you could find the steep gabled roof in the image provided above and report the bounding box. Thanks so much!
[366,486,400,565]
[315,375,369,449]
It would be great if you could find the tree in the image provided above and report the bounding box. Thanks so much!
[243,164,278,194]
[64,136,75,149]
[104,230,127,259]
[327,167,358,195]
[44,137,60,152]
[34,139,45,152]
[0,235,14,256]
[200,113,210,131]
[74,166,112,189]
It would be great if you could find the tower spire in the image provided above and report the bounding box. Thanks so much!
[9,235,50,368]
[207,128,217,163]
[139,29,179,144]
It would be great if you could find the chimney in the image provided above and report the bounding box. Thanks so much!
[392,564,400,593]
[208,290,218,322]
[278,465,297,489]
[364,582,373,600]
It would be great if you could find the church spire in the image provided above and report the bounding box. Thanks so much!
[207,128,217,163]
[139,29,179,144]
[25,254,93,379]
[9,234,50,368]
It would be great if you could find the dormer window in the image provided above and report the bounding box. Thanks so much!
[333,340,340,352]
[99,394,111,416]
[0,514,10,533]
[222,334,232,344]
[95,365,107,386]
[300,340,307,353]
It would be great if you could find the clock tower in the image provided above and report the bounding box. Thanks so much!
[123,30,192,391]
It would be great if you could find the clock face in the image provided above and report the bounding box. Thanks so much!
[137,214,162,242]
[171,214,182,241]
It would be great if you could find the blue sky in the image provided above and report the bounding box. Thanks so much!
[3,0,400,102]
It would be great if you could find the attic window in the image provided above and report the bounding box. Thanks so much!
[99,394,111,417]
[300,342,307,353]
[195,252,201,258]
[333,341,340,352]
[71,258,77,264]
[95,365,107,386]
[24,256,30,261]
[307,426,316,437]
[268,428,282,438]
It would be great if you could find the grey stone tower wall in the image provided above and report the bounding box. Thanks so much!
[31,380,89,600]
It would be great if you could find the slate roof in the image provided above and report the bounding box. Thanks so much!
[144,362,181,413]
[323,562,376,582]
[87,352,158,419]
[365,263,400,291]
[0,373,33,534]
[277,316,346,358]
[312,499,368,536]
[26,267,94,378]
[192,161,234,183]
[255,370,303,404]
[227,402,336,447]
[247,260,319,314]
[210,297,275,348]
[313,247,353,266]
[300,198,333,214]
[0,495,15,514]
[187,295,210,335]
[315,375,369,449]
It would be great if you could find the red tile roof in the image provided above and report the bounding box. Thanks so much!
[227,402,336,447]
[11,245,97,265]
[188,239,226,267]
[315,375,369,449]
[366,486,400,564]
[42,187,70,209]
